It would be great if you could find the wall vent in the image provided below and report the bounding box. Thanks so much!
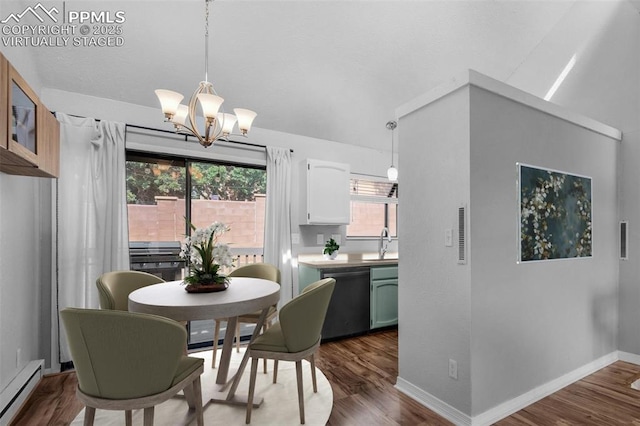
[620,221,628,260]
[458,205,466,264]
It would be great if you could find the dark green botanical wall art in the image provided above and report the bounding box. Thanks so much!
[519,164,592,262]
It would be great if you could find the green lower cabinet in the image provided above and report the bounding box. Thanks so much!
[298,264,321,292]
[370,266,398,329]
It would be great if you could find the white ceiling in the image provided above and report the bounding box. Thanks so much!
[28,0,580,151]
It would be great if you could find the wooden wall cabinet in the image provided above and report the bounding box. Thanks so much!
[0,52,60,178]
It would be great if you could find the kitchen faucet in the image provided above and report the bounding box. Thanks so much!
[379,227,392,259]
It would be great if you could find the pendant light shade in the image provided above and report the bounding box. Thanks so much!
[387,165,398,181]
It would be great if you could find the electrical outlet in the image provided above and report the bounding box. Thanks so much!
[16,348,21,368]
[317,234,325,245]
[291,233,300,245]
[448,359,458,380]
[331,234,341,245]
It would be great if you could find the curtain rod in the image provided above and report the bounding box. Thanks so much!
[55,112,293,153]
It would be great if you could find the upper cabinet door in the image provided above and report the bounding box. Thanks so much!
[301,159,351,225]
[8,61,39,167]
[0,52,60,178]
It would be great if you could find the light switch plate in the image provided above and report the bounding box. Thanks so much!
[317,234,325,245]
[331,234,341,244]
[445,229,453,247]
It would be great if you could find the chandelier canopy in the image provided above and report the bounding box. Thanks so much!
[155,0,256,148]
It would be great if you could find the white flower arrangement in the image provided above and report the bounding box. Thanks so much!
[180,221,234,286]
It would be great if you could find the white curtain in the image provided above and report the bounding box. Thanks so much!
[55,113,129,363]
[264,146,293,307]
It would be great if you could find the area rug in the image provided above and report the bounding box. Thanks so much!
[71,348,333,425]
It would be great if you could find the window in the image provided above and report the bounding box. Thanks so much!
[126,153,266,247]
[346,177,398,238]
[126,151,267,348]
[126,155,187,242]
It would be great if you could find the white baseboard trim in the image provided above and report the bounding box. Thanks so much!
[617,351,640,365]
[395,377,472,426]
[472,351,617,425]
[396,351,618,426]
[0,360,44,425]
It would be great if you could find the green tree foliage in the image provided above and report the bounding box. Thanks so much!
[189,163,266,201]
[126,161,266,205]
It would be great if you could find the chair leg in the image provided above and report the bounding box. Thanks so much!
[193,376,204,426]
[273,360,279,383]
[310,354,318,393]
[212,319,221,368]
[236,321,241,352]
[183,380,196,409]
[295,360,306,424]
[143,407,154,426]
[262,323,268,374]
[246,356,259,424]
[83,406,96,426]
[125,410,132,426]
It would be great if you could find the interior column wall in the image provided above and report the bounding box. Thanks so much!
[469,86,619,416]
[397,86,472,414]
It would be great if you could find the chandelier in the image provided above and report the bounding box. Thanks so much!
[386,120,398,181]
[154,0,256,148]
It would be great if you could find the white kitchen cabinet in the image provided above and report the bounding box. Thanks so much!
[300,159,350,225]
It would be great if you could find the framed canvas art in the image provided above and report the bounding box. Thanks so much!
[518,163,592,262]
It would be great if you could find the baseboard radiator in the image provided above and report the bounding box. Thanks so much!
[0,360,44,425]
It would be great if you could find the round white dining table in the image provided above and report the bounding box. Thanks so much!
[128,277,280,406]
[128,277,280,322]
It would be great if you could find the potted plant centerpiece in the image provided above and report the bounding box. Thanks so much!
[180,221,234,292]
[323,238,340,260]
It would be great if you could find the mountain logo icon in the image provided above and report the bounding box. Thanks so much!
[1,3,59,24]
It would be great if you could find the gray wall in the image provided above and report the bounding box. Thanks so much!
[398,86,473,413]
[0,48,53,392]
[397,73,620,418]
[505,0,640,358]
[468,85,618,415]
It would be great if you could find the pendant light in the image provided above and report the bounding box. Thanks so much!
[386,120,398,182]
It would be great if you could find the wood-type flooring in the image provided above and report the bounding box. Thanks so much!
[10,328,640,425]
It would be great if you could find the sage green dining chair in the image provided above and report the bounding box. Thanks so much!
[212,263,281,369]
[61,307,204,426]
[96,270,164,311]
[245,278,335,424]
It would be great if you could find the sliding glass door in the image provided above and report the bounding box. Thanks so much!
[126,151,267,348]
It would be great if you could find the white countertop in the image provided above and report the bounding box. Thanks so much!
[297,253,398,269]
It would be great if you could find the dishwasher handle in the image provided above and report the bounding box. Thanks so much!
[321,269,370,280]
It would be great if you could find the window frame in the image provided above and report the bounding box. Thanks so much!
[346,176,398,240]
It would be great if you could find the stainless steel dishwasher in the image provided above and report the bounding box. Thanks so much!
[320,267,371,340]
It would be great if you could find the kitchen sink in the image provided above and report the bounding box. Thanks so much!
[360,258,398,263]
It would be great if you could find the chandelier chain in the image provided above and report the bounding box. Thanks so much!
[204,0,210,83]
